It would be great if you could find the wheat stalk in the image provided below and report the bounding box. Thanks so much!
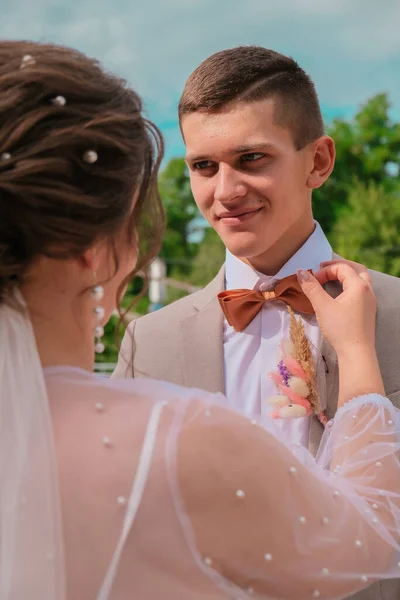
[287,306,319,413]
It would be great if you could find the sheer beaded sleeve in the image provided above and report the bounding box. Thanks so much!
[173,394,400,599]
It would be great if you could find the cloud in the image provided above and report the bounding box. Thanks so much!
[1,0,399,159]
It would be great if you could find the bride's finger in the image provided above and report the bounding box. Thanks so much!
[314,263,369,290]
[320,259,368,276]
[359,271,373,286]
[296,269,335,313]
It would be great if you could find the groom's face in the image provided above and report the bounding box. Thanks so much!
[183,98,316,268]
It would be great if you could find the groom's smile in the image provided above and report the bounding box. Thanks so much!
[217,205,263,226]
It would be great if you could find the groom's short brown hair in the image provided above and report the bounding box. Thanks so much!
[179,46,324,150]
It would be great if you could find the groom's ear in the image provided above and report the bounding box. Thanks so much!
[306,136,335,190]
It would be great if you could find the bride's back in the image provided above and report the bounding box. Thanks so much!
[46,368,226,599]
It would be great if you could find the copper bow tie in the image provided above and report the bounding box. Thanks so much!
[218,272,315,332]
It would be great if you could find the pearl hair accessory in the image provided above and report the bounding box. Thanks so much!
[91,275,105,354]
[51,95,67,107]
[83,149,98,164]
[20,54,36,69]
[0,152,11,161]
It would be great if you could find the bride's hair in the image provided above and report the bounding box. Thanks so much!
[0,40,165,306]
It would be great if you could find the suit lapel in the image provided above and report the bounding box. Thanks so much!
[179,266,225,394]
[308,280,340,455]
[308,337,339,454]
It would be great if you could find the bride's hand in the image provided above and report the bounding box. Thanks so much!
[320,258,369,276]
[297,264,376,358]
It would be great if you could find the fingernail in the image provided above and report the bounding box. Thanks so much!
[297,269,311,283]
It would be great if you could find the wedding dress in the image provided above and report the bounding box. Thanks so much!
[1,300,400,600]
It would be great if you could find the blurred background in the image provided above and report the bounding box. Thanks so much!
[2,0,399,369]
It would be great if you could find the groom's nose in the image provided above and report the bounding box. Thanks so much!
[214,163,247,204]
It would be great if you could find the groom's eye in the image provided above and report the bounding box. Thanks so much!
[240,152,265,163]
[193,160,214,170]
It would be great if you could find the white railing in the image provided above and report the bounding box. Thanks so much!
[94,362,116,375]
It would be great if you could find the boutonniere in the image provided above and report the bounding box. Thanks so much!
[266,307,328,427]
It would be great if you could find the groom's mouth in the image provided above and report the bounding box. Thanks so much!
[217,207,263,226]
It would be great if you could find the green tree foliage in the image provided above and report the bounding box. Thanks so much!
[313,93,400,234]
[158,157,200,277]
[97,314,120,366]
[189,228,226,286]
[332,180,400,276]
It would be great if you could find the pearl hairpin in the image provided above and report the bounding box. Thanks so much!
[20,54,36,69]
[51,95,67,107]
[83,149,98,164]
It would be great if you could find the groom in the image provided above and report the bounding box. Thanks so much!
[114,48,400,593]
[114,45,400,410]
[114,44,400,410]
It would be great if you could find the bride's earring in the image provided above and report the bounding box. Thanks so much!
[91,274,105,354]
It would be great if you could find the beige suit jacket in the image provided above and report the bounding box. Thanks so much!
[113,260,400,600]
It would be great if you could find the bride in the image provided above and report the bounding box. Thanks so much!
[0,40,399,600]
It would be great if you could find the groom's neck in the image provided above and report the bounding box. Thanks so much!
[241,219,316,276]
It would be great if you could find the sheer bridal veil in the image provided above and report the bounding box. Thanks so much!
[0,298,65,599]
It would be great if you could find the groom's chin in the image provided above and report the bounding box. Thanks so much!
[224,239,270,264]
[216,224,258,250]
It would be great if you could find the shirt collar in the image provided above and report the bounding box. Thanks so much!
[225,222,332,290]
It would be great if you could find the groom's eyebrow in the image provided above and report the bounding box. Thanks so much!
[233,142,277,154]
[186,142,277,163]
[185,153,209,163]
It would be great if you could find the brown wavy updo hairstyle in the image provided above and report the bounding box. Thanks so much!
[0,40,164,307]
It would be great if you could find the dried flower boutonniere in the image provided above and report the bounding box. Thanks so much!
[266,307,328,427]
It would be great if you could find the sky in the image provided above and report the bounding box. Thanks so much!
[1,0,399,161]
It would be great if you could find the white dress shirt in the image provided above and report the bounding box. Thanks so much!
[223,222,333,447]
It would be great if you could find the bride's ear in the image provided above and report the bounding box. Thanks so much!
[80,245,102,272]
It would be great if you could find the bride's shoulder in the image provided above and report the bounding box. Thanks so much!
[103,376,227,414]
[45,365,224,411]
